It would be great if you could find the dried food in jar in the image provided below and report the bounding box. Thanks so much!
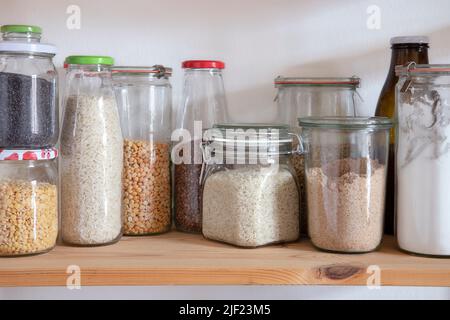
[61,95,123,246]
[202,166,299,247]
[0,180,58,256]
[0,72,56,147]
[174,163,203,233]
[307,158,385,252]
[123,139,171,235]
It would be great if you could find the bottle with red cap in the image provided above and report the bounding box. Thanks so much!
[174,60,229,233]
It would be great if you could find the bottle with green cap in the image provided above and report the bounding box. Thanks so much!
[0,24,58,148]
[60,54,123,246]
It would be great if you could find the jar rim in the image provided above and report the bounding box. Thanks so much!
[205,124,295,156]
[211,123,291,141]
[213,123,289,130]
[396,63,450,76]
[275,76,360,88]
[298,117,393,130]
[0,42,56,55]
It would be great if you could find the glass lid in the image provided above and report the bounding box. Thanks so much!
[298,117,393,130]
[205,123,294,155]
[211,123,291,142]
[275,76,360,87]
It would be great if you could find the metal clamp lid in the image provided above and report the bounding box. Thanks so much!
[112,65,172,78]
[396,62,450,76]
[274,76,361,87]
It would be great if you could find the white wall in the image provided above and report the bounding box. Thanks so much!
[1,0,450,299]
[3,0,450,122]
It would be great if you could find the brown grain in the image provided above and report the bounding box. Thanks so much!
[174,163,202,233]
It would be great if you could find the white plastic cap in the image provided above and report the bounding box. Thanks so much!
[0,41,56,55]
[390,36,429,45]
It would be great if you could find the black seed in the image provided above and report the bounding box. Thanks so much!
[0,72,57,148]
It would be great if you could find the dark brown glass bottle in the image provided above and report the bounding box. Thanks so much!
[376,36,429,235]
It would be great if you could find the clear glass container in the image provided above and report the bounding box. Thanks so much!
[201,124,300,247]
[61,56,123,246]
[396,64,450,257]
[0,25,58,148]
[275,77,361,235]
[299,117,392,253]
[113,66,172,236]
[0,148,58,257]
[174,60,229,233]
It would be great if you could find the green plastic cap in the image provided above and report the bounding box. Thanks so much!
[65,55,114,66]
[1,25,42,34]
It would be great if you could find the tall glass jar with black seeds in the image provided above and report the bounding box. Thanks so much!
[0,25,58,148]
[174,60,229,233]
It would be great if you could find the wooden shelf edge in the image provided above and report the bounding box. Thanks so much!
[1,267,449,287]
[1,233,449,287]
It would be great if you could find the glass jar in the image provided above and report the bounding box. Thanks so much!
[396,64,450,257]
[299,117,392,253]
[0,25,58,148]
[173,60,229,233]
[0,148,58,256]
[201,124,300,247]
[112,66,172,236]
[275,77,361,235]
[61,55,123,246]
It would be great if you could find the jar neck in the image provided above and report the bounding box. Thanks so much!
[68,64,112,73]
[184,68,223,75]
[2,31,41,43]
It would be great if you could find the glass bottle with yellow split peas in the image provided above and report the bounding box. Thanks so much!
[0,148,58,256]
[112,65,173,235]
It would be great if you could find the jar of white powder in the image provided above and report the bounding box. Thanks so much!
[396,64,450,257]
[201,124,300,248]
[299,117,392,253]
[60,56,123,246]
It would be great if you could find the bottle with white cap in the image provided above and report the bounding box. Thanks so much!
[0,25,58,148]
[375,36,429,235]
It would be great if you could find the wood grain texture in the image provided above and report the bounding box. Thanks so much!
[0,232,449,287]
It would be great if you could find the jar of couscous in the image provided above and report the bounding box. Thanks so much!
[201,124,300,247]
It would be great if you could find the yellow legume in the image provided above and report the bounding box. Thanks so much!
[0,180,58,256]
[123,140,171,235]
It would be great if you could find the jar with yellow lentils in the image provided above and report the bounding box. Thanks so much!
[0,148,58,256]
[113,66,172,235]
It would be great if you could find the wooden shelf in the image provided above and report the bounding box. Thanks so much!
[0,232,449,287]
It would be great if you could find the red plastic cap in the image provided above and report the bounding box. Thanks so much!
[182,60,225,69]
